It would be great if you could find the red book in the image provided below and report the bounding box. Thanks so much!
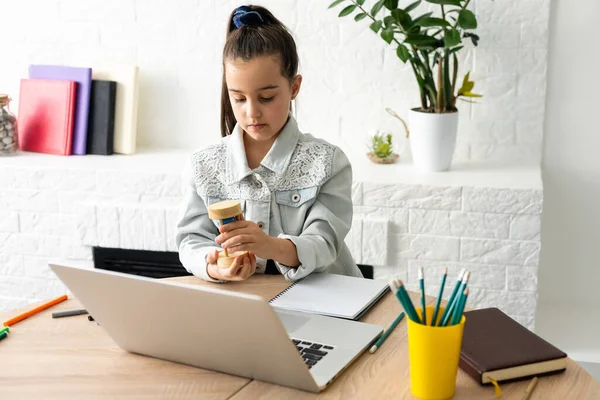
[18,78,77,155]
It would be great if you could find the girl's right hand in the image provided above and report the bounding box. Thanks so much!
[206,250,257,281]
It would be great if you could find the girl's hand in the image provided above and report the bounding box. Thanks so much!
[215,216,274,260]
[206,249,257,281]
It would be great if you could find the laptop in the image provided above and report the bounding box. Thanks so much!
[49,263,383,393]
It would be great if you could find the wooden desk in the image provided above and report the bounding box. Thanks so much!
[1,275,598,399]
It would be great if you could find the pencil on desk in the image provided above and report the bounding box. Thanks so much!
[0,331,7,342]
[522,376,538,400]
[370,312,405,353]
[418,267,427,325]
[3,295,68,327]
[52,309,88,318]
[0,326,9,335]
[437,269,465,326]
[431,268,447,326]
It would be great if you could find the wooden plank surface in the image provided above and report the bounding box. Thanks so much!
[1,274,599,399]
[0,296,250,400]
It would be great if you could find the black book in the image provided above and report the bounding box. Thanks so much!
[86,80,117,155]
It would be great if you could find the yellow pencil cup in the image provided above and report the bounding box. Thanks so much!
[407,306,466,400]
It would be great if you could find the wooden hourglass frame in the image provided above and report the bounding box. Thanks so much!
[207,200,248,269]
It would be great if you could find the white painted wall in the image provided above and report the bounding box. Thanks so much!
[0,0,549,163]
[536,0,600,360]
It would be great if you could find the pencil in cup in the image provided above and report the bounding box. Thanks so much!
[431,268,448,326]
[369,312,405,353]
[440,271,470,327]
[450,289,469,326]
[390,279,421,324]
[418,267,427,325]
[3,295,68,327]
[437,269,465,326]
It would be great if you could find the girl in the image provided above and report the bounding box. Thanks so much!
[176,5,362,282]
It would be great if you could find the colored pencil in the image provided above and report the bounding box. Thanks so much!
[52,309,88,318]
[370,312,405,353]
[0,331,7,342]
[440,271,470,327]
[3,295,68,327]
[0,326,9,335]
[451,289,469,326]
[522,376,538,400]
[437,269,465,326]
[397,280,422,324]
[418,267,427,324]
[431,268,447,326]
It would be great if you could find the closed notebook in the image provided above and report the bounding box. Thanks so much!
[29,65,92,155]
[18,79,77,156]
[87,80,117,155]
[91,66,139,154]
[269,272,389,320]
[460,308,567,385]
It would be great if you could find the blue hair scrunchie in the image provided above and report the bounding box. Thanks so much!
[233,6,264,29]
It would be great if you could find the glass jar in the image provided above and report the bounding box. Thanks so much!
[0,94,18,156]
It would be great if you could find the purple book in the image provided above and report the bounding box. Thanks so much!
[29,65,92,155]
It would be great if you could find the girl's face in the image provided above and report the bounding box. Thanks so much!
[225,55,301,144]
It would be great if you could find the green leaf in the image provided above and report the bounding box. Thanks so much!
[381,27,395,44]
[461,92,483,98]
[412,12,433,25]
[357,0,366,5]
[405,0,422,12]
[339,4,357,17]
[458,9,477,29]
[384,15,396,28]
[392,9,412,27]
[371,0,385,16]
[354,12,368,21]
[444,29,461,47]
[404,34,438,47]
[425,0,461,5]
[328,0,345,9]
[384,0,399,10]
[396,44,410,62]
[447,45,463,55]
[415,17,451,27]
[370,20,383,33]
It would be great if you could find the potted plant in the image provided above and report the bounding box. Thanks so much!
[329,0,482,172]
[367,132,399,164]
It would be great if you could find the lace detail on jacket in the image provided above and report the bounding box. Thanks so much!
[192,136,336,202]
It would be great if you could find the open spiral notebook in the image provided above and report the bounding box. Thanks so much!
[269,272,390,320]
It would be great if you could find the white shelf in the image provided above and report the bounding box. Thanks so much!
[1,147,542,190]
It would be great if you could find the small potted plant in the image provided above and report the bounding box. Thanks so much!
[367,132,399,164]
[329,0,483,172]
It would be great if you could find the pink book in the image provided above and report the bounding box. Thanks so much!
[29,65,92,155]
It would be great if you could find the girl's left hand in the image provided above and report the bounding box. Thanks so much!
[215,215,273,260]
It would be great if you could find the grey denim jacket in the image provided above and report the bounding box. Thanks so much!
[175,116,362,282]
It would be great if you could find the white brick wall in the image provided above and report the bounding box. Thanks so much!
[0,152,542,329]
[0,0,549,163]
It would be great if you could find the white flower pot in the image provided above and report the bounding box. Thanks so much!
[409,109,459,172]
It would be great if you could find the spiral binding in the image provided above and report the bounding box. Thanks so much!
[268,276,307,303]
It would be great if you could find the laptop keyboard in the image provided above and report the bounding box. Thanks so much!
[291,339,334,369]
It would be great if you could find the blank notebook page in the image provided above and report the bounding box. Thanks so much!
[269,273,389,320]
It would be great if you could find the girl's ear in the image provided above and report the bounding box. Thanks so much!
[291,75,302,100]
